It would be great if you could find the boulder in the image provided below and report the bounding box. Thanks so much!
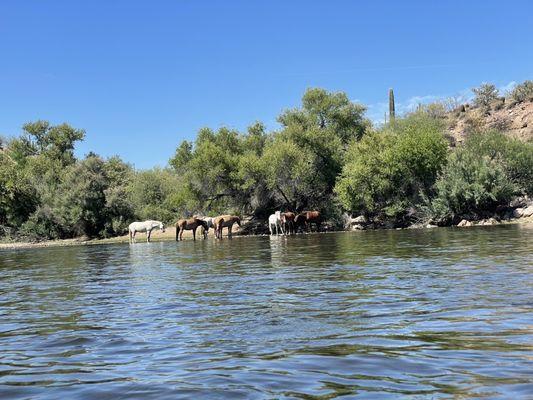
[513,208,524,218]
[512,207,533,218]
[521,205,533,218]
[510,197,529,208]
[352,215,367,224]
[457,219,474,227]
[478,218,499,226]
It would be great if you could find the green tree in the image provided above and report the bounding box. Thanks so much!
[169,140,193,173]
[261,137,315,210]
[270,88,370,211]
[10,121,85,166]
[0,151,38,230]
[129,168,185,223]
[55,155,110,237]
[279,88,369,144]
[335,116,448,223]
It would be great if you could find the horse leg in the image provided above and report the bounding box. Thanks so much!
[176,227,179,241]
[192,227,196,241]
[228,224,233,239]
[147,229,151,243]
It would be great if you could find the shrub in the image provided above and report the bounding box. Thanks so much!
[428,131,532,223]
[19,206,65,241]
[335,115,448,222]
[509,80,533,103]
[463,112,485,134]
[430,148,516,223]
[472,83,499,109]
[488,115,512,132]
[464,131,533,195]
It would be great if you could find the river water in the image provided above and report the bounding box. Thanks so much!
[1,226,532,399]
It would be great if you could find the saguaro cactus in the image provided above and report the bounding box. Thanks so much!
[389,88,395,122]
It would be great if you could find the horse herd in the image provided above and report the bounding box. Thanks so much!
[128,211,321,243]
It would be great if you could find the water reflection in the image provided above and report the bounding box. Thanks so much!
[1,225,532,399]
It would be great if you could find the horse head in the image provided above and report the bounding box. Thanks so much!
[159,222,166,232]
[234,216,241,226]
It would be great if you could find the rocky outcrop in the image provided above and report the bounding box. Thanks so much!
[478,218,499,226]
[513,205,533,218]
[447,99,533,144]
[344,214,368,230]
[457,219,474,227]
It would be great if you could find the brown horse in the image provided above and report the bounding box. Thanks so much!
[213,215,241,239]
[175,218,209,241]
[280,212,296,235]
[294,211,321,233]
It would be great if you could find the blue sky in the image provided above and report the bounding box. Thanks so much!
[1,1,532,169]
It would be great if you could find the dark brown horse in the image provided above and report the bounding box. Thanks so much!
[175,218,208,241]
[294,211,321,233]
[213,215,241,239]
[280,212,296,235]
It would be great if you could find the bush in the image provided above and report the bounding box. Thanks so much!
[472,83,499,109]
[464,131,533,195]
[335,115,448,222]
[19,206,65,241]
[509,80,533,103]
[129,168,185,223]
[488,115,511,132]
[429,148,516,223]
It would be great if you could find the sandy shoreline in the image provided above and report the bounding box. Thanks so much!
[1,219,532,250]
[0,226,246,250]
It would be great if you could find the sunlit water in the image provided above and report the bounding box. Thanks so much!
[1,226,532,399]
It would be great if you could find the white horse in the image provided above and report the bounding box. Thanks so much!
[201,217,215,238]
[268,211,284,235]
[128,220,165,243]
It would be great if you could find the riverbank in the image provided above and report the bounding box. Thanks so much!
[2,216,533,250]
[0,226,194,250]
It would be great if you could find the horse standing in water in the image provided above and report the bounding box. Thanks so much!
[129,220,165,243]
[268,211,284,235]
[198,217,215,239]
[294,211,321,233]
[280,212,296,235]
[175,218,209,241]
[213,215,241,239]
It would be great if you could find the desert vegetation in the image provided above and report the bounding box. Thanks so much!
[1,81,532,241]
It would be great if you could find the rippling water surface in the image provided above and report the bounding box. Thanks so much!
[1,226,533,399]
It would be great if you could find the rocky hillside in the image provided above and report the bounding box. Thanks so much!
[446,98,532,144]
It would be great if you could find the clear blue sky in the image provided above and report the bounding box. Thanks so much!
[1,1,532,169]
